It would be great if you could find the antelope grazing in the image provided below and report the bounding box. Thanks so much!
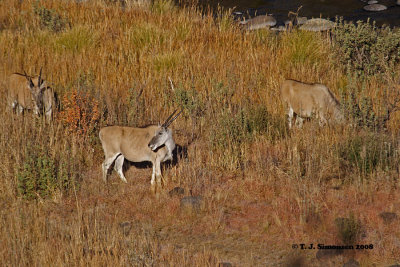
[8,69,56,122]
[99,110,182,189]
[281,79,344,128]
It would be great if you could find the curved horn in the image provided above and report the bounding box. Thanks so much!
[164,110,182,128]
[38,67,43,86]
[162,109,177,127]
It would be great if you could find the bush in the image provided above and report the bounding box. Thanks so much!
[208,104,286,170]
[128,23,166,52]
[151,0,175,14]
[172,85,204,119]
[17,145,75,200]
[33,1,68,32]
[335,214,362,245]
[59,89,100,140]
[333,19,400,76]
[279,30,327,70]
[55,26,98,53]
[338,132,399,177]
[338,75,398,130]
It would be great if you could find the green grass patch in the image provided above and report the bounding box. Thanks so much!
[54,25,98,53]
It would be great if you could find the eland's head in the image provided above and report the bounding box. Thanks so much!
[23,68,47,115]
[148,110,182,151]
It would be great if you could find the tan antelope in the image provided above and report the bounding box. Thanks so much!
[8,68,56,122]
[280,79,344,128]
[99,110,182,188]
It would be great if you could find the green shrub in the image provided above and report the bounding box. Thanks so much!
[17,145,73,200]
[151,0,175,14]
[153,52,182,72]
[172,86,204,119]
[335,214,361,245]
[210,104,285,151]
[128,23,166,52]
[338,75,397,130]
[33,1,68,32]
[280,30,326,68]
[334,19,400,76]
[338,133,398,177]
[55,26,98,53]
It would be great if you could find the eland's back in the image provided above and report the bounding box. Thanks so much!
[281,79,344,128]
[8,74,37,111]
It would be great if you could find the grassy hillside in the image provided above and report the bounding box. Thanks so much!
[0,0,399,266]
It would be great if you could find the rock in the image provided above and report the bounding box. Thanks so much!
[240,15,277,30]
[343,259,360,267]
[367,0,378,4]
[299,18,335,31]
[379,212,398,224]
[296,16,308,25]
[285,255,305,267]
[180,196,203,211]
[271,26,286,32]
[363,4,387,11]
[316,248,343,259]
[169,186,185,197]
[119,221,132,236]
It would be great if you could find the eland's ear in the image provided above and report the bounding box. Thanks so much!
[27,77,35,89]
[23,70,34,89]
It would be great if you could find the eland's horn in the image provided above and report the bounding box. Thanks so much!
[164,110,182,128]
[162,109,177,127]
[38,67,43,86]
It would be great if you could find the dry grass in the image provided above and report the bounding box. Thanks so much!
[0,0,399,266]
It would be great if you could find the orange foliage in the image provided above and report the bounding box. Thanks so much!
[59,90,100,138]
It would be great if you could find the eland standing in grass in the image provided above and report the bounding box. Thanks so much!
[99,110,182,189]
[280,79,344,128]
[8,68,56,122]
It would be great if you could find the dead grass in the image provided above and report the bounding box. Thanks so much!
[0,0,399,266]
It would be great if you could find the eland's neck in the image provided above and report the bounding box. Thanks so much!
[164,137,175,161]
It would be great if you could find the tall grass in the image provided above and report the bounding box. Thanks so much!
[0,0,399,265]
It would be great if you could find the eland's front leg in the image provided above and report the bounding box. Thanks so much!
[150,162,156,187]
[114,155,127,183]
[155,158,163,187]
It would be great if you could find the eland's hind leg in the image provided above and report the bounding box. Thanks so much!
[114,155,127,183]
[288,107,294,129]
[102,153,120,182]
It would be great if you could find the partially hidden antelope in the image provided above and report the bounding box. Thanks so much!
[99,110,182,188]
[280,79,344,128]
[8,68,56,122]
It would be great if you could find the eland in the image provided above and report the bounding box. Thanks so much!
[8,68,56,122]
[99,110,182,189]
[281,79,344,128]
